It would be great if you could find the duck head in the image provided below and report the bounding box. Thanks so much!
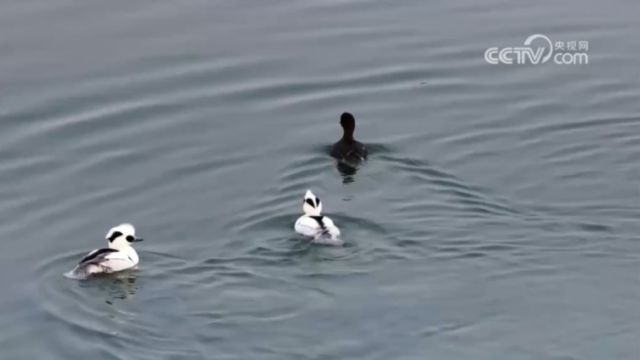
[106,223,143,250]
[340,112,356,143]
[302,190,323,216]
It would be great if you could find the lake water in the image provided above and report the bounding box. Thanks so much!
[1,0,639,359]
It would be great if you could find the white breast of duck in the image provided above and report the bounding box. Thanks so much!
[294,190,342,246]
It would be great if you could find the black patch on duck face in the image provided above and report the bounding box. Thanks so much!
[79,248,118,265]
[305,198,316,207]
[108,231,123,242]
[315,197,321,207]
[126,235,135,243]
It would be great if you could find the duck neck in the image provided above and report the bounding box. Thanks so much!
[341,131,355,144]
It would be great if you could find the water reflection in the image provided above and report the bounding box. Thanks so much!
[77,271,140,305]
[335,159,360,183]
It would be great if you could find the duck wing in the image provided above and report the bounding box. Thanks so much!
[78,248,118,265]
[295,215,342,245]
[78,248,136,272]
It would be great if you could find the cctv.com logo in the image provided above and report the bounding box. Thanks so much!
[484,34,589,65]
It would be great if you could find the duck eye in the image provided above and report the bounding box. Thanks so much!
[305,198,315,207]
[108,231,123,241]
[315,197,320,207]
[126,235,135,242]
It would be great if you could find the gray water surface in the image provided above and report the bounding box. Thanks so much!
[1,1,639,359]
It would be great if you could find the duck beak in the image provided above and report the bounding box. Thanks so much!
[133,238,144,242]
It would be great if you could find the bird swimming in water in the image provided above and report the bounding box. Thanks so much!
[330,112,368,166]
[294,190,342,246]
[65,223,144,279]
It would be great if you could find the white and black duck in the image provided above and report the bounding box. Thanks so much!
[294,190,342,246]
[65,223,143,279]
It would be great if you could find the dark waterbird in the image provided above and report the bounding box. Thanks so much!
[330,112,368,166]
